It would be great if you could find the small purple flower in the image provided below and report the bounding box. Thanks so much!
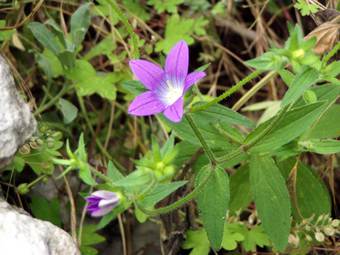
[128,40,206,122]
[85,191,120,217]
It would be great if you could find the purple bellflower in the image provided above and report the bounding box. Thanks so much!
[128,40,206,122]
[85,191,120,217]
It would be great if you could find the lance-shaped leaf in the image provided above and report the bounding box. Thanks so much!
[247,101,326,153]
[195,165,230,250]
[249,155,291,252]
[281,67,319,107]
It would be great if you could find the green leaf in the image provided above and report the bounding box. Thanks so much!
[66,60,118,100]
[70,3,91,48]
[76,134,96,185]
[37,49,63,79]
[294,163,331,218]
[299,139,340,154]
[156,15,193,52]
[96,210,117,230]
[182,229,210,255]
[81,224,106,245]
[139,181,187,207]
[248,102,326,153]
[241,225,271,252]
[30,196,61,227]
[246,51,285,71]
[164,104,253,150]
[57,50,75,68]
[306,104,340,139]
[107,161,124,181]
[281,67,319,107]
[229,165,252,213]
[113,170,153,195]
[295,0,319,16]
[195,165,230,250]
[147,0,184,13]
[83,35,117,60]
[80,246,98,255]
[278,160,331,219]
[278,69,294,87]
[57,98,78,124]
[249,155,291,251]
[122,0,151,21]
[322,61,340,78]
[28,22,62,55]
[221,223,245,250]
[0,20,14,41]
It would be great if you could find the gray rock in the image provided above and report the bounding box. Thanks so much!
[0,55,36,168]
[0,57,80,254]
[0,198,80,255]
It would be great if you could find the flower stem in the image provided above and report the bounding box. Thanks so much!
[185,114,217,166]
[190,69,263,112]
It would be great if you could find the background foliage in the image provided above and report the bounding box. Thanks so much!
[0,0,339,254]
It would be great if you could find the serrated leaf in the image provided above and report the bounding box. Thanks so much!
[182,229,210,255]
[195,165,229,250]
[156,14,194,52]
[249,155,291,251]
[242,225,271,252]
[81,224,105,246]
[221,223,245,250]
[147,0,184,13]
[295,0,319,16]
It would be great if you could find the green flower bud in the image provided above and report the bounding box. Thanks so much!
[292,49,305,59]
[17,183,30,195]
[303,90,317,104]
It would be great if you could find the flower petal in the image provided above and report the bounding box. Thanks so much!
[163,97,184,123]
[165,40,189,83]
[91,191,116,200]
[128,91,165,116]
[98,197,119,208]
[90,205,115,217]
[184,71,206,91]
[129,60,164,90]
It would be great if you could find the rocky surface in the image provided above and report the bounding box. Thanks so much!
[0,56,80,254]
[0,197,80,255]
[0,55,36,168]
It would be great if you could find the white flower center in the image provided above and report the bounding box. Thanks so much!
[157,79,183,106]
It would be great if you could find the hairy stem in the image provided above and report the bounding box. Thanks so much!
[185,114,217,165]
[190,69,263,112]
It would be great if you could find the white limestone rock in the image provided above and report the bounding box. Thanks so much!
[0,198,80,255]
[0,55,37,168]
